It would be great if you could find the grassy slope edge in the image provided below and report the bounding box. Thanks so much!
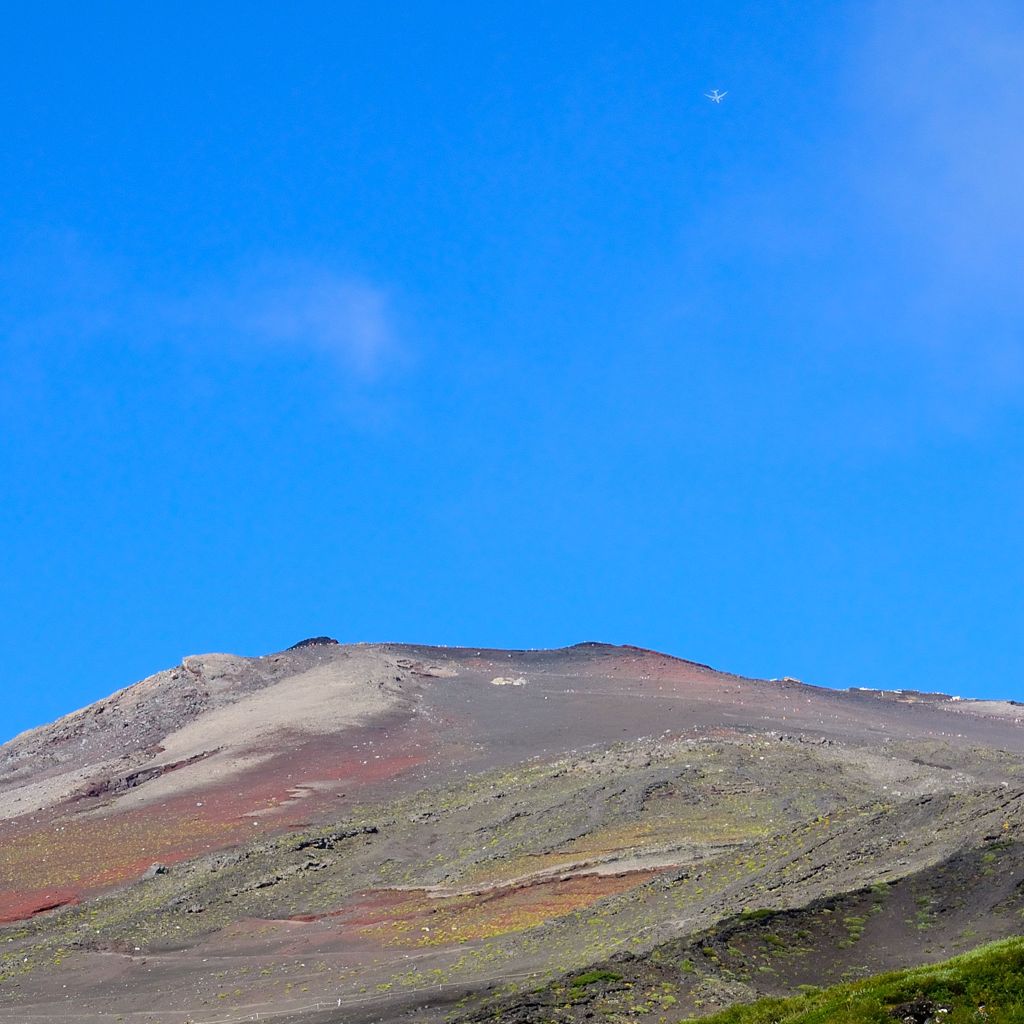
[680,936,1024,1024]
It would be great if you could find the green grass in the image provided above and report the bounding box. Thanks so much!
[570,969,623,987]
[679,936,1024,1024]
[739,909,776,922]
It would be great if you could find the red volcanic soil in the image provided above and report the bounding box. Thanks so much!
[284,870,664,950]
[0,720,435,923]
[0,889,79,924]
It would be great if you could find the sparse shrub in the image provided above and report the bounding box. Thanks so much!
[570,968,623,987]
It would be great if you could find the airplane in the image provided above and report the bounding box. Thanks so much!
[705,89,727,103]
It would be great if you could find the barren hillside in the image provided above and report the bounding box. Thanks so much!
[1,640,1022,1023]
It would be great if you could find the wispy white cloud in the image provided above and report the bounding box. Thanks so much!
[197,266,406,383]
[856,0,1024,290]
[1,237,406,382]
[655,4,1024,449]
[0,239,410,439]
[244,278,395,379]
[839,1,1024,431]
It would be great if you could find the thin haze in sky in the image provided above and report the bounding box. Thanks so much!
[1,2,1022,741]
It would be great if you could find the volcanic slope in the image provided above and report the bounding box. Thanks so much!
[0,640,1022,1024]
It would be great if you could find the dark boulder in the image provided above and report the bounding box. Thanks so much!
[287,636,340,650]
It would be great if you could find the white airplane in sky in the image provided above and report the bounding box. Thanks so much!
[705,89,727,104]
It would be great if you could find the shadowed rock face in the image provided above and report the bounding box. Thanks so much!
[288,636,340,650]
[0,641,1022,1023]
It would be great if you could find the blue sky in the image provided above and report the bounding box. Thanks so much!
[2,2,1022,741]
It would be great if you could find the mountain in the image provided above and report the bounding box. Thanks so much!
[1,640,1022,1023]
